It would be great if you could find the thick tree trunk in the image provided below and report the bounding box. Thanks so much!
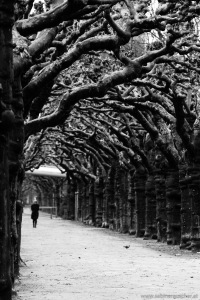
[47,188,53,208]
[94,173,103,227]
[114,164,129,233]
[188,164,200,251]
[188,124,200,251]
[114,164,120,231]
[107,164,116,230]
[114,163,125,232]
[165,169,181,245]
[154,167,167,242]
[60,181,68,218]
[67,180,76,220]
[134,166,147,237]
[0,1,15,298]
[55,183,61,217]
[0,145,12,300]
[44,189,50,207]
[76,180,84,221]
[144,173,157,239]
[81,183,88,223]
[88,180,95,225]
[102,175,109,228]
[120,168,129,233]
[10,75,25,278]
[80,181,87,222]
[15,200,23,276]
[179,163,191,249]
[10,179,18,285]
[128,169,136,235]
[63,180,76,220]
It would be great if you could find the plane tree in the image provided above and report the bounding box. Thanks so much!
[23,14,200,249]
[21,0,200,250]
[2,0,200,298]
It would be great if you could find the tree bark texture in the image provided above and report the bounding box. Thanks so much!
[114,164,123,232]
[9,76,25,277]
[144,173,157,239]
[88,180,95,225]
[188,126,200,251]
[154,167,167,243]
[55,183,61,218]
[64,180,76,220]
[68,180,76,220]
[128,170,136,235]
[60,181,68,218]
[165,169,181,245]
[79,181,87,222]
[134,166,147,237]
[106,163,116,230]
[120,168,129,233]
[15,200,23,276]
[94,173,103,227]
[102,175,109,228]
[0,0,15,298]
[179,163,191,249]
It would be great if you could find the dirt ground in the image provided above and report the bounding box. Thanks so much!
[13,207,200,300]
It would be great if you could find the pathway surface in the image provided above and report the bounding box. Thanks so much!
[14,207,200,300]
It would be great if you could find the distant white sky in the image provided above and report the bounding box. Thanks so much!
[31,0,46,13]
[33,0,45,4]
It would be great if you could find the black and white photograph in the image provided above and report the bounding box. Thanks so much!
[0,0,200,299]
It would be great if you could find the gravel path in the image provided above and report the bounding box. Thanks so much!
[14,207,200,300]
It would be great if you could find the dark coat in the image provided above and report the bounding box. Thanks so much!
[31,203,40,220]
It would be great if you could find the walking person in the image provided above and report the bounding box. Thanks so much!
[31,200,40,228]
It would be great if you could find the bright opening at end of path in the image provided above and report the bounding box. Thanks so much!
[26,165,66,177]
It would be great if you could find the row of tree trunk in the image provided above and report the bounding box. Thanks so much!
[53,161,200,253]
